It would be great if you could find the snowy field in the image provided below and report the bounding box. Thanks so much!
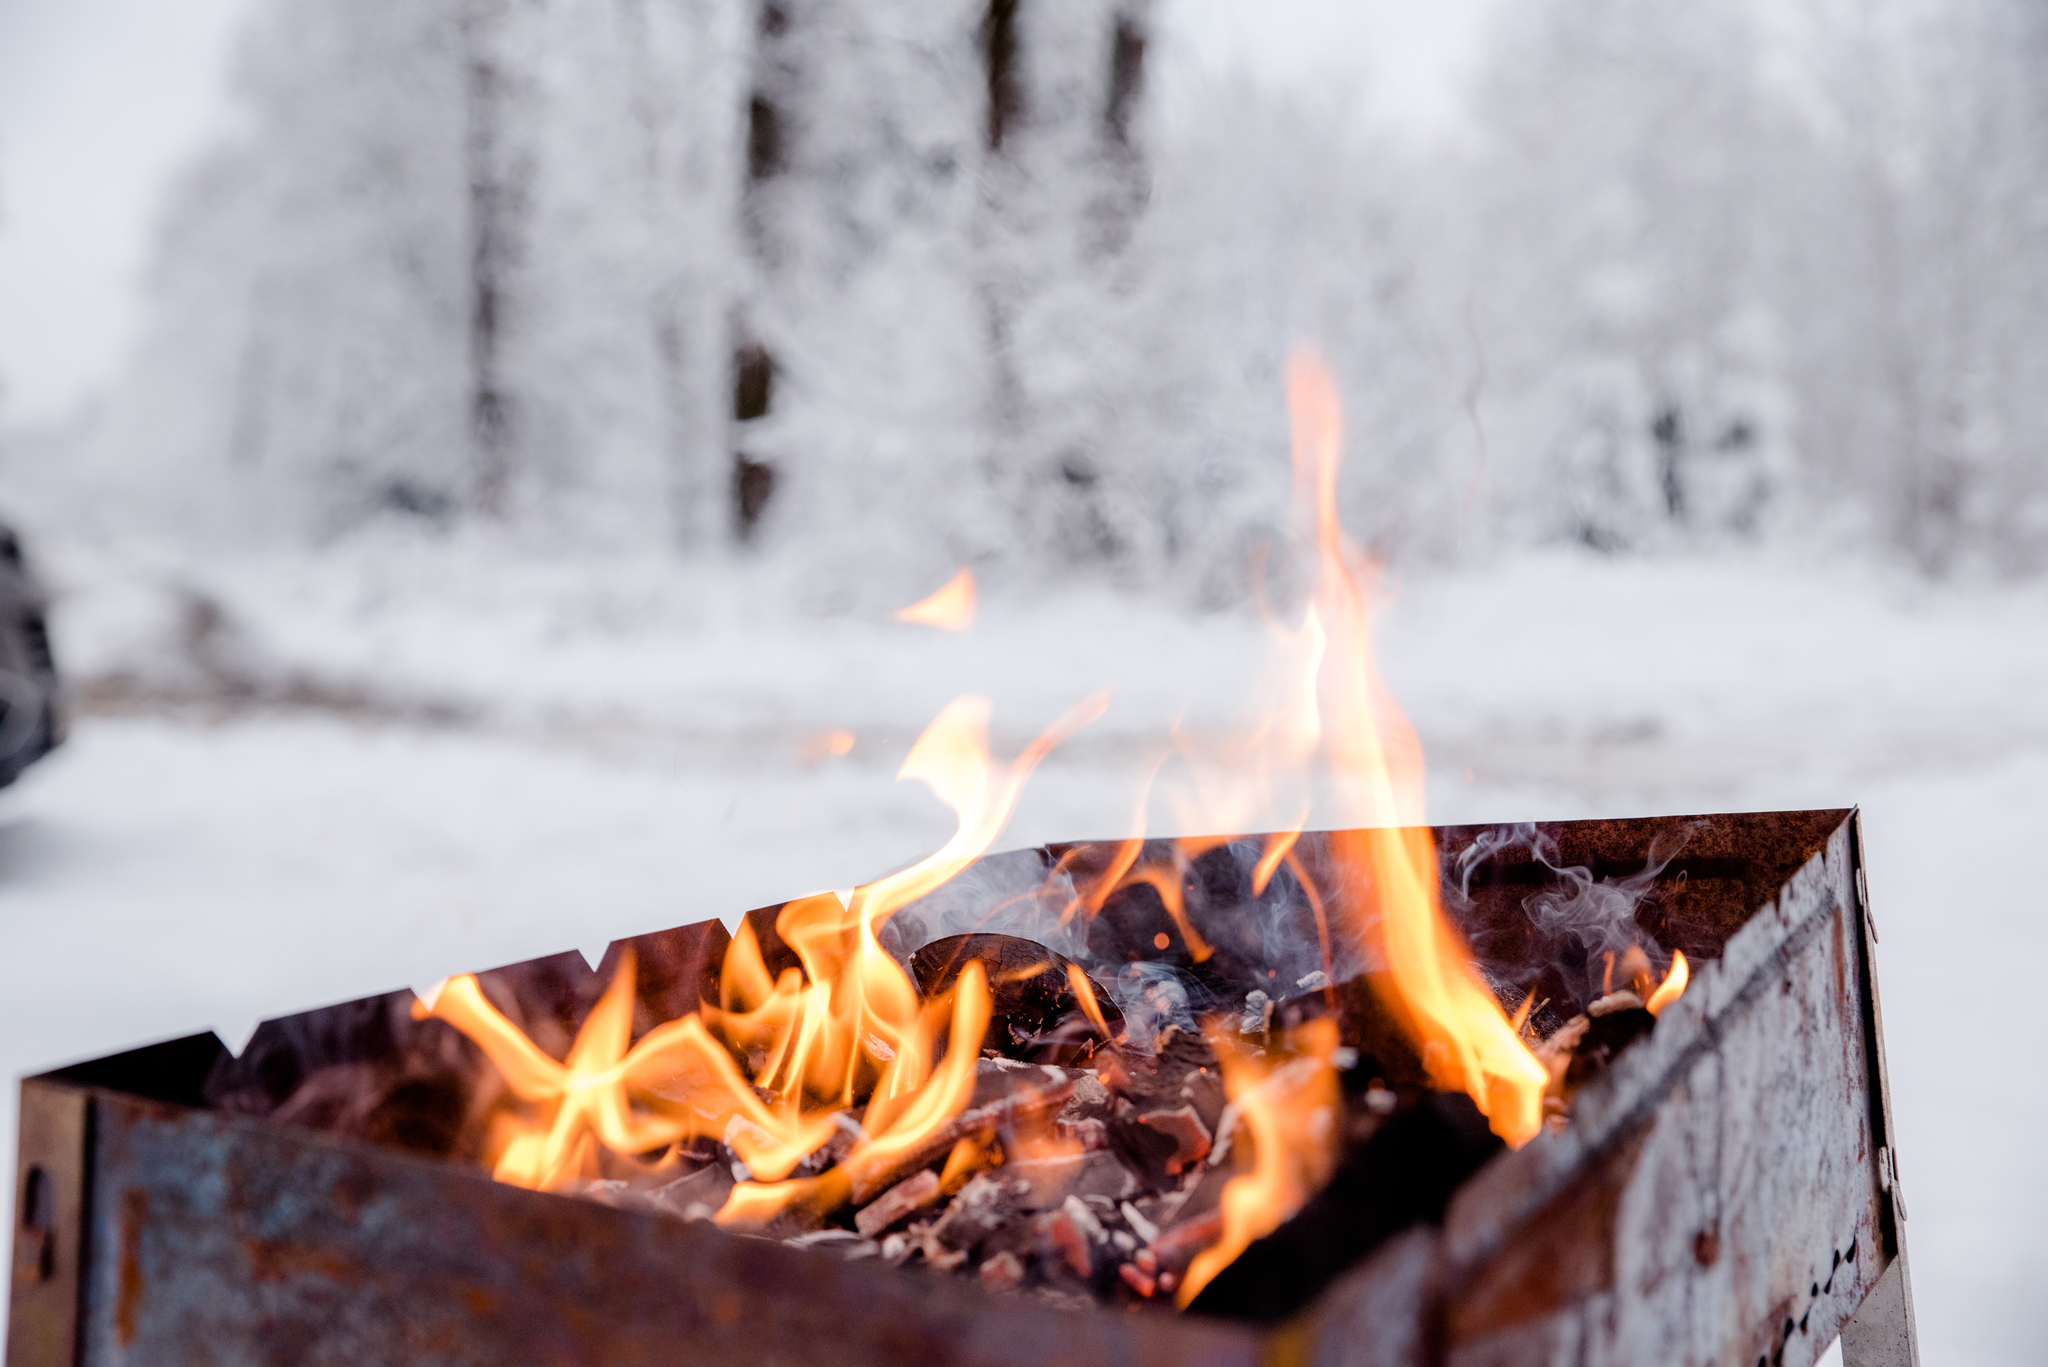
[1,540,2044,1363]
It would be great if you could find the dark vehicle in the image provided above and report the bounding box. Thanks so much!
[0,519,62,787]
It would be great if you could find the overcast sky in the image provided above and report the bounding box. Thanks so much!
[0,0,1496,429]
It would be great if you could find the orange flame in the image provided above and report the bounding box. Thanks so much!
[797,729,856,764]
[1065,963,1111,1038]
[1645,950,1689,1016]
[1177,1017,1340,1306]
[419,693,1099,1217]
[892,567,976,631]
[1285,349,1547,1150]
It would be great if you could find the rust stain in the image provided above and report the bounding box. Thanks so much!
[1843,914,1859,1012]
[331,1173,368,1221]
[1445,1122,1652,1344]
[1694,1225,1720,1267]
[463,1287,496,1315]
[115,1187,148,1347]
[242,1235,364,1286]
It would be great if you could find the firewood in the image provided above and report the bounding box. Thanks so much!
[1149,1209,1225,1270]
[1132,1104,1212,1175]
[855,1169,942,1238]
[910,934,1122,1062]
[1000,1151,1137,1209]
[1056,1116,1109,1150]
[978,1250,1026,1292]
[1273,973,1433,1091]
[1038,1206,1093,1281]
[643,1162,734,1221]
[1563,1005,1656,1090]
[925,1172,1017,1254]
[844,1065,1074,1203]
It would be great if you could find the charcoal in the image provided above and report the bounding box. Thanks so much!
[1185,1092,1504,1323]
[1037,1205,1094,1281]
[643,1162,735,1221]
[1586,988,1645,1018]
[978,1250,1026,1292]
[1149,1209,1224,1273]
[1058,1068,1113,1121]
[1000,1151,1137,1210]
[1106,1111,1185,1190]
[1564,1005,1657,1089]
[1131,1104,1211,1175]
[1101,1026,1220,1110]
[787,1229,878,1261]
[910,934,1121,1062]
[1271,973,1432,1091]
[855,1169,942,1238]
[1055,1116,1109,1150]
[792,1111,863,1177]
[926,1172,1018,1253]
[1534,1013,1590,1090]
[1154,1161,1230,1236]
[1117,1262,1159,1298]
[1176,1066,1228,1133]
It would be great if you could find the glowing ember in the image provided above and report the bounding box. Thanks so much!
[892,566,976,631]
[1284,349,1547,1149]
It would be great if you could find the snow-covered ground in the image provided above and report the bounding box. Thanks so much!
[2,539,2044,1363]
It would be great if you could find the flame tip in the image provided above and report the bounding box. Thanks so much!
[891,567,976,631]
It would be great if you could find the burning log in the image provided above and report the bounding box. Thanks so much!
[909,934,1122,1063]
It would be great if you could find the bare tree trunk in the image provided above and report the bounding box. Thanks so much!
[464,0,521,517]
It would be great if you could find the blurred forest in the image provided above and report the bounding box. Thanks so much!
[5,0,2047,599]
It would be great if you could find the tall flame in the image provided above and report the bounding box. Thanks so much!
[1288,348,1547,1148]
[892,567,976,631]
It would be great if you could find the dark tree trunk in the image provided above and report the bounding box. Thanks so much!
[464,0,523,517]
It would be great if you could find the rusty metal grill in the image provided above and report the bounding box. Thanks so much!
[8,808,1918,1366]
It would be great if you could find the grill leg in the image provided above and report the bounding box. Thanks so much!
[1839,1246,1919,1367]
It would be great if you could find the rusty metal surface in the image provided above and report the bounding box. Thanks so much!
[67,1088,1259,1367]
[7,1082,88,1367]
[1417,812,1897,1367]
[6,809,1914,1367]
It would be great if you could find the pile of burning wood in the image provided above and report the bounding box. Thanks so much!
[202,827,1689,1324]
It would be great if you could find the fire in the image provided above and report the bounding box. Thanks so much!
[1645,950,1689,1016]
[1285,350,1547,1149]
[797,729,856,764]
[892,567,976,631]
[1177,1017,1341,1306]
[418,692,1099,1216]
